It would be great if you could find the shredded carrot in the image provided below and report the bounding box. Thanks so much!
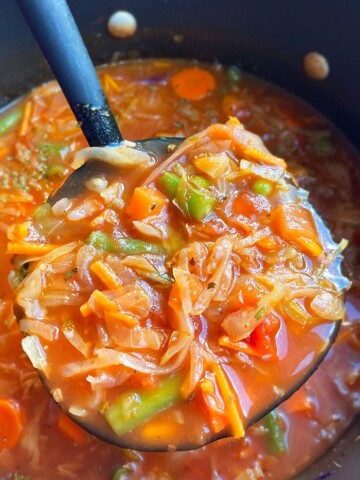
[19,101,32,136]
[6,241,58,255]
[296,236,323,258]
[0,399,23,449]
[103,73,121,94]
[0,146,9,160]
[126,186,167,220]
[244,147,286,168]
[90,261,122,289]
[92,290,118,312]
[57,411,87,445]
[104,310,138,328]
[219,336,260,357]
[171,67,216,101]
[140,418,178,441]
[212,364,245,438]
[80,302,93,317]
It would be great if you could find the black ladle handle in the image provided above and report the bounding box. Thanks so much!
[16,0,123,147]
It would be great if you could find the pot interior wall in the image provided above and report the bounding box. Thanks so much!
[0,0,359,478]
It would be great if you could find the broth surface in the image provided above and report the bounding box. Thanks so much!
[0,60,359,479]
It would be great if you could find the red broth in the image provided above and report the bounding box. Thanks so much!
[0,60,359,479]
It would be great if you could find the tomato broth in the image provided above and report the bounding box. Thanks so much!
[0,60,359,479]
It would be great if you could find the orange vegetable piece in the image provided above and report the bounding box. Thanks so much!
[6,241,59,255]
[271,204,318,242]
[126,187,167,220]
[171,67,216,101]
[232,191,269,217]
[249,313,281,357]
[0,399,23,449]
[57,411,87,445]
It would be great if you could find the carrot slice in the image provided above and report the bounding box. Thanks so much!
[19,101,32,136]
[6,241,59,255]
[0,399,23,449]
[171,67,216,101]
[212,364,245,438]
[126,187,167,220]
[244,147,286,168]
[57,411,87,445]
[90,260,122,289]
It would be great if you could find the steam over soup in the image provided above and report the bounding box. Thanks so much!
[0,60,359,479]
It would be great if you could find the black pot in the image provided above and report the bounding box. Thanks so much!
[0,1,359,478]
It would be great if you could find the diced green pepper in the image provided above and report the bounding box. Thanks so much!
[264,409,287,455]
[158,171,181,199]
[104,375,183,437]
[87,231,164,255]
[0,108,22,136]
[252,179,273,196]
[187,191,216,221]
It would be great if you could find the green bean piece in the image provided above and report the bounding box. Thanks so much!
[117,238,164,255]
[159,171,181,199]
[0,108,22,136]
[264,409,287,455]
[252,179,273,196]
[104,375,183,437]
[187,191,216,221]
[87,231,115,252]
[87,231,164,255]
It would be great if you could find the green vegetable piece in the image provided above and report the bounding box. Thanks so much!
[314,135,334,157]
[87,231,115,252]
[117,238,164,255]
[111,464,133,480]
[227,65,241,83]
[39,142,66,157]
[252,179,273,196]
[0,108,22,136]
[32,202,52,220]
[104,375,183,437]
[87,231,164,255]
[264,409,287,455]
[190,175,211,189]
[255,306,266,320]
[159,171,181,199]
[187,191,216,221]
[47,164,66,178]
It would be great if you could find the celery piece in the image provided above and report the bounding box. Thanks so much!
[264,409,287,455]
[159,171,181,199]
[190,175,211,189]
[187,191,216,221]
[104,375,183,437]
[227,65,241,83]
[0,108,22,136]
[87,231,164,255]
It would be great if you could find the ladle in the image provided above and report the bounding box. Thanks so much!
[15,0,341,451]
